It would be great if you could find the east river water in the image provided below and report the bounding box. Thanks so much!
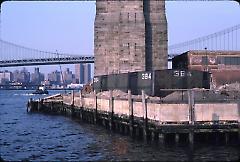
[0,90,239,161]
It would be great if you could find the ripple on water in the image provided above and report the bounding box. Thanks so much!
[3,122,17,125]
[1,142,11,146]
[16,132,31,136]
[13,139,25,143]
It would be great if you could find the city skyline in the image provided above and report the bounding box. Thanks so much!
[0,64,92,86]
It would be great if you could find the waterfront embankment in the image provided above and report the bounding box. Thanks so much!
[27,89,240,146]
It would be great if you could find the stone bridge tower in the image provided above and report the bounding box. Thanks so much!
[94,0,167,76]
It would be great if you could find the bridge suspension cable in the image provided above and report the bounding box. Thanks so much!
[0,39,87,61]
[0,39,94,67]
[168,24,240,56]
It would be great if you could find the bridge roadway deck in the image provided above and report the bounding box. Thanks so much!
[0,56,94,67]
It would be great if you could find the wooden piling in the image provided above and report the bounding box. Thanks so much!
[128,90,134,137]
[115,122,119,132]
[225,132,229,144]
[71,90,74,106]
[158,133,165,145]
[188,90,195,125]
[142,90,148,141]
[124,124,128,135]
[79,90,83,107]
[175,133,180,144]
[37,99,43,112]
[50,101,53,112]
[135,126,140,138]
[79,91,83,120]
[151,131,155,142]
[238,125,240,145]
[108,90,114,131]
[27,98,33,112]
[189,131,194,148]
[119,123,123,134]
[93,91,98,124]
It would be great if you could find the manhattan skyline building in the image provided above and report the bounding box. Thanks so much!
[62,68,75,85]
[47,70,61,85]
[0,70,12,84]
[31,67,45,85]
[75,64,92,84]
[12,68,30,84]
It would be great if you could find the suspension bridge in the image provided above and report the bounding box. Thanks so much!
[0,39,94,67]
[168,24,240,56]
[0,24,239,67]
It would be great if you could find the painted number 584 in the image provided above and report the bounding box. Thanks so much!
[142,73,152,80]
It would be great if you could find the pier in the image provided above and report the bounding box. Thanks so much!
[27,89,240,146]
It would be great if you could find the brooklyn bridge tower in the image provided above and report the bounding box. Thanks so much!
[94,0,168,76]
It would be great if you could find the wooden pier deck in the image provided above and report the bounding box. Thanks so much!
[27,90,240,146]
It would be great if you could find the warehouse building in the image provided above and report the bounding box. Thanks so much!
[172,50,240,88]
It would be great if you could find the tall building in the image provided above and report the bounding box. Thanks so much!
[75,64,92,84]
[62,68,75,85]
[0,70,12,84]
[47,70,61,85]
[13,68,30,84]
[94,0,167,76]
[31,67,44,85]
[75,64,81,84]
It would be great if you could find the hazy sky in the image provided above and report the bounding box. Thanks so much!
[0,0,240,73]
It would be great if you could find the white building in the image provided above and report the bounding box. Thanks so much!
[0,71,12,84]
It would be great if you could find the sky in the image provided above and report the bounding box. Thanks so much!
[0,0,240,74]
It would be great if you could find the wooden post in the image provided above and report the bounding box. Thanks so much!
[124,124,128,135]
[189,131,194,148]
[79,91,83,120]
[135,126,140,138]
[37,99,40,111]
[93,90,98,124]
[142,90,148,141]
[188,90,195,125]
[71,90,74,106]
[238,125,240,146]
[238,102,240,145]
[79,90,83,107]
[115,122,119,132]
[71,90,75,117]
[37,99,43,112]
[109,90,114,131]
[51,101,53,112]
[151,131,156,142]
[119,123,123,134]
[61,101,64,115]
[128,90,134,137]
[158,133,164,145]
[175,133,180,144]
[27,98,33,112]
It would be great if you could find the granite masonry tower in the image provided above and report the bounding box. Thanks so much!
[94,0,167,76]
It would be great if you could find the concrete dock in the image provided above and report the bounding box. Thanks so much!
[27,89,240,146]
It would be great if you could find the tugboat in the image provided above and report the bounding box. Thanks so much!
[33,86,49,95]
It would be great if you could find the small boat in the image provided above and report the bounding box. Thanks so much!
[33,86,49,95]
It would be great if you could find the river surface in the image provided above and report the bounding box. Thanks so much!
[0,90,239,161]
